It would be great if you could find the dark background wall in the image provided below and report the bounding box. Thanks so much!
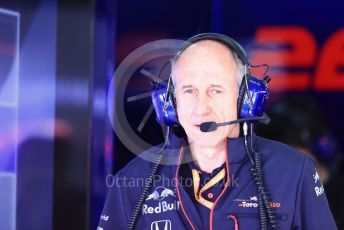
[0,0,343,229]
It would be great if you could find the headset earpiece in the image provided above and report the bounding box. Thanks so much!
[237,75,248,117]
[151,78,179,126]
[239,75,269,118]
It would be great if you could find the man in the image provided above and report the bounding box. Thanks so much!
[98,33,337,229]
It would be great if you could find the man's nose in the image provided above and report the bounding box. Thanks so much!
[194,94,212,116]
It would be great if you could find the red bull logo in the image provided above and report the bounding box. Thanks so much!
[146,186,176,201]
[142,200,180,215]
[143,186,179,215]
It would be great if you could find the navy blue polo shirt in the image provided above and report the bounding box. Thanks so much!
[98,135,337,230]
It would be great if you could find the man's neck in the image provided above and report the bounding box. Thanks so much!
[189,140,227,173]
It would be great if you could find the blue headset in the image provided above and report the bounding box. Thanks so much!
[151,33,269,128]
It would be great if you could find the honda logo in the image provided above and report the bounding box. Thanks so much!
[151,220,172,230]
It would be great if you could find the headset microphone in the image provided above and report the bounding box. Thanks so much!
[200,113,271,132]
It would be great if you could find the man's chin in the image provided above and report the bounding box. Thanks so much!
[187,133,226,148]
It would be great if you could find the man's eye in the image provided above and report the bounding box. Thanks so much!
[211,89,223,94]
[184,89,194,94]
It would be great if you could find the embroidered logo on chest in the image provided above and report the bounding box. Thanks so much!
[143,186,180,215]
[234,196,281,208]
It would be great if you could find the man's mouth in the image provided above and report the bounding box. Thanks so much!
[194,124,201,129]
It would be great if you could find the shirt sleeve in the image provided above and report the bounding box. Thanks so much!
[292,157,337,230]
[97,175,129,230]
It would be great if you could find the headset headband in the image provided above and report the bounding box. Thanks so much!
[175,33,249,66]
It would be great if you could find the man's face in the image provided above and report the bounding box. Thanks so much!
[173,40,240,147]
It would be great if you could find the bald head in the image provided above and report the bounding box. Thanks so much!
[171,39,245,94]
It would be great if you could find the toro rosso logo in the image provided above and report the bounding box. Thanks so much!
[235,196,281,208]
[146,186,176,201]
[143,186,179,215]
